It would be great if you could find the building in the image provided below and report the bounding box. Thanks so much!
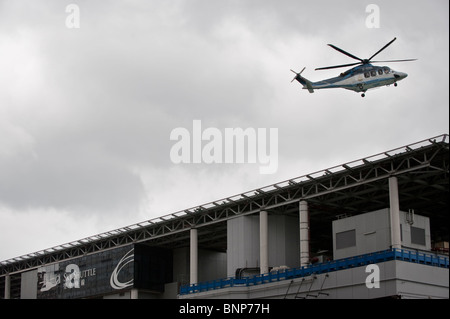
[1,134,448,299]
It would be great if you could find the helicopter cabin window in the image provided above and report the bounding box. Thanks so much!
[384,68,390,74]
[364,72,370,78]
[378,69,383,75]
[370,70,377,76]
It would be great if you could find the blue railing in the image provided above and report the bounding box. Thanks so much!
[179,248,449,295]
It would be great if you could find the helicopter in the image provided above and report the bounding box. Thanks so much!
[291,37,416,97]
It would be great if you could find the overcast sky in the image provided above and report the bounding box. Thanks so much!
[0,0,448,261]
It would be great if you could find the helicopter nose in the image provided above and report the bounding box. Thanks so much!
[394,72,407,80]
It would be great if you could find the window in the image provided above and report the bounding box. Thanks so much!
[378,69,383,75]
[371,70,376,76]
[384,68,390,74]
[411,227,426,246]
[336,230,356,249]
[364,72,370,78]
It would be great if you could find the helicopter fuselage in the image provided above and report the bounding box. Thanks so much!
[305,64,407,93]
[292,38,415,97]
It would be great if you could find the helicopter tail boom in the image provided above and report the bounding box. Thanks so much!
[290,68,315,93]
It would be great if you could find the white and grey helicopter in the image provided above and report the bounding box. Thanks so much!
[291,37,416,97]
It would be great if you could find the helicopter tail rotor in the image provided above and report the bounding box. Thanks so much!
[290,67,306,82]
[290,68,314,93]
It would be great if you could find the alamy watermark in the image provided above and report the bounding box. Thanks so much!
[366,4,380,28]
[169,120,278,174]
[365,264,380,289]
[65,4,80,29]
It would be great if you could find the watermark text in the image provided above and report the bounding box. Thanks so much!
[170,120,278,174]
[66,4,80,29]
[365,264,380,288]
[366,4,380,28]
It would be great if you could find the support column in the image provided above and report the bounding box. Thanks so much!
[299,200,310,267]
[190,228,198,285]
[389,176,402,250]
[4,273,10,299]
[260,210,269,275]
[130,288,139,299]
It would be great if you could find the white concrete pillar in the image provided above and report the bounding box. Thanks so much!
[389,176,402,250]
[130,288,139,299]
[4,273,10,299]
[299,200,310,267]
[260,210,269,275]
[190,228,198,285]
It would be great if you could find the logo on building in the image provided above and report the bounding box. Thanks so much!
[110,248,134,290]
[38,263,97,292]
[36,245,135,298]
[37,264,60,292]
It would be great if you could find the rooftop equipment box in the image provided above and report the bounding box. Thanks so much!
[332,208,430,260]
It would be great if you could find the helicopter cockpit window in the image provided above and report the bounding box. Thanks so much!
[384,68,390,74]
[378,69,383,75]
[364,72,370,78]
[371,70,376,76]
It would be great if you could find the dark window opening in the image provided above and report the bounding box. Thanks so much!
[411,227,426,246]
[336,229,356,249]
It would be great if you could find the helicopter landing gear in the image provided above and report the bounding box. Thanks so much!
[394,82,398,87]
[359,84,366,97]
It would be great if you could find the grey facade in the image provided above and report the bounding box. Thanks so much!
[178,260,449,299]
[227,215,300,277]
[180,209,447,299]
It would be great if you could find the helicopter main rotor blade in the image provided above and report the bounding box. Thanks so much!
[315,62,361,71]
[370,59,418,63]
[327,44,363,62]
[368,37,397,61]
